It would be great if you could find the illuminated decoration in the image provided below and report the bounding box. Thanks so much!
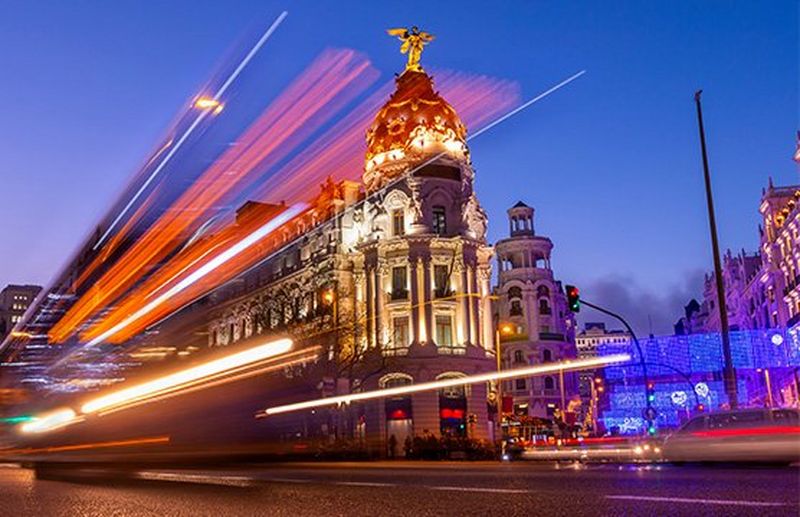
[257,354,631,417]
[19,408,81,434]
[694,382,709,399]
[670,390,688,406]
[771,333,784,346]
[81,338,294,414]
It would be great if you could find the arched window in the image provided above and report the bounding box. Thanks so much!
[510,300,523,316]
[538,298,551,315]
[508,286,522,299]
[544,376,555,390]
[380,373,414,389]
[542,349,553,362]
[537,285,550,298]
[513,350,525,364]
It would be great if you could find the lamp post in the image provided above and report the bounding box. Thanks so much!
[694,90,737,409]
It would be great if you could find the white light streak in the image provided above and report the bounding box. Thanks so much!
[81,338,293,414]
[93,11,289,250]
[258,353,630,416]
[19,408,80,434]
[85,203,305,346]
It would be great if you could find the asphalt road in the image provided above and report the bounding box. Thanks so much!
[0,461,797,516]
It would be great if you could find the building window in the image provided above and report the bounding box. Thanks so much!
[392,317,410,348]
[542,349,553,362]
[538,298,551,315]
[513,350,525,364]
[434,265,450,298]
[432,206,447,236]
[435,315,453,346]
[515,378,526,391]
[544,376,555,390]
[510,300,523,316]
[392,210,405,236]
[392,267,408,299]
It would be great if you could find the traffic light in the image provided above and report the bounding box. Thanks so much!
[696,403,705,412]
[647,424,657,436]
[646,381,656,403]
[565,285,580,313]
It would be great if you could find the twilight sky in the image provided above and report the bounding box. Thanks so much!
[0,1,796,334]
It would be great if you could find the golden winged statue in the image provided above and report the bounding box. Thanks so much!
[387,26,434,72]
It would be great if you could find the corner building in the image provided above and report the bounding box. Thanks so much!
[208,61,496,452]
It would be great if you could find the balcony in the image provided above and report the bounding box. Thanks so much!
[539,332,565,341]
[382,346,410,357]
[437,345,466,355]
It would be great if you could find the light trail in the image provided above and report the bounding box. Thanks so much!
[257,353,630,417]
[92,11,289,251]
[2,436,170,455]
[83,203,305,346]
[19,408,82,434]
[81,337,293,414]
[91,347,321,416]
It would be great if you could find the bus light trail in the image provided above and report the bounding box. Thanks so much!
[256,354,631,417]
[2,436,171,456]
[19,408,83,434]
[90,347,321,417]
[82,204,305,346]
[81,337,294,414]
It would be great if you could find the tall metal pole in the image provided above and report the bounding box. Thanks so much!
[694,90,738,408]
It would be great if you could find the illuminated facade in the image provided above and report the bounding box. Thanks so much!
[0,284,41,339]
[493,202,578,418]
[207,47,497,452]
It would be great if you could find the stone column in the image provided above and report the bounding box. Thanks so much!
[412,389,440,438]
[365,268,374,348]
[470,265,480,348]
[422,255,433,345]
[460,266,471,346]
[410,259,420,344]
[375,264,384,347]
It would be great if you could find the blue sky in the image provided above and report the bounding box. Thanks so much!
[0,1,796,333]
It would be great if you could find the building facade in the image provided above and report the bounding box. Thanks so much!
[493,202,579,419]
[206,56,497,452]
[0,284,41,339]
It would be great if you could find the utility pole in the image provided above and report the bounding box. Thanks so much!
[694,90,738,409]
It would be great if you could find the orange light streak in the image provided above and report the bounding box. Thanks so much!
[1,436,170,456]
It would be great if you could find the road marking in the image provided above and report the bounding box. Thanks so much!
[334,481,396,487]
[605,495,787,507]
[266,477,311,484]
[431,486,529,494]
[136,471,254,487]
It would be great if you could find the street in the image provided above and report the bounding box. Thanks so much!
[0,462,796,516]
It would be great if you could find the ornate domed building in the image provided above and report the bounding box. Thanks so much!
[206,28,497,454]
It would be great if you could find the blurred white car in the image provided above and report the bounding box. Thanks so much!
[663,408,800,464]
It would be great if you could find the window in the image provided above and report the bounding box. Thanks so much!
[679,416,707,434]
[544,376,555,390]
[435,315,453,346]
[513,350,525,363]
[709,411,765,430]
[434,265,450,297]
[538,298,551,315]
[515,379,526,391]
[432,206,447,235]
[392,210,405,236]
[392,317,410,348]
[542,349,553,362]
[392,267,408,299]
[537,285,550,298]
[510,300,523,316]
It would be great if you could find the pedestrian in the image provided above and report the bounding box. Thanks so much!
[388,434,397,459]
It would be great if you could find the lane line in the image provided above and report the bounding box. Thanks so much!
[605,495,788,507]
[136,471,254,487]
[431,486,530,494]
[334,481,396,487]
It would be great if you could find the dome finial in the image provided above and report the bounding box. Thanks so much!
[387,26,435,73]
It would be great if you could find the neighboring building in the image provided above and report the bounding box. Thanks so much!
[206,51,497,452]
[0,284,41,339]
[493,201,578,419]
[575,322,631,358]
